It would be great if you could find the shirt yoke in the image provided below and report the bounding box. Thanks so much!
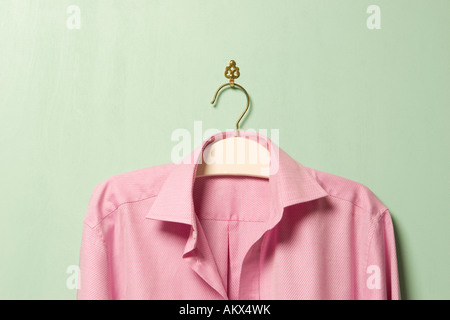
[83,163,174,228]
[83,163,389,228]
[306,166,388,218]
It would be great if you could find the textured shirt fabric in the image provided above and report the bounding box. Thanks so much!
[77,131,400,300]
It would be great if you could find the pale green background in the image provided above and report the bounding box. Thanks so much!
[0,0,448,300]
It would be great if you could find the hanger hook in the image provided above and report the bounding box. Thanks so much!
[210,60,250,137]
[210,83,249,137]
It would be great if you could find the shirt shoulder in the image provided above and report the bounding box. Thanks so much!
[305,166,388,217]
[83,163,175,228]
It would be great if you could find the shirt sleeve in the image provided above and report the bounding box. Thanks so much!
[76,181,113,300]
[76,223,111,300]
[364,209,401,300]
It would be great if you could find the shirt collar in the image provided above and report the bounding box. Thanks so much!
[145,130,328,251]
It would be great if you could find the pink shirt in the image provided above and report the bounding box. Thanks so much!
[77,131,400,300]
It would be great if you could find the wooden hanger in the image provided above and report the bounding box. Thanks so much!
[195,60,270,179]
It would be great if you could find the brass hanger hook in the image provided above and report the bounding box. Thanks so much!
[210,60,250,137]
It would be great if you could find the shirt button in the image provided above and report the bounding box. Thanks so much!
[192,230,197,240]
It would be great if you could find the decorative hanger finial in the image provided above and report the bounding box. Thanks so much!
[224,60,240,86]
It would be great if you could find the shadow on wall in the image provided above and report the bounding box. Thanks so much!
[391,212,409,300]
